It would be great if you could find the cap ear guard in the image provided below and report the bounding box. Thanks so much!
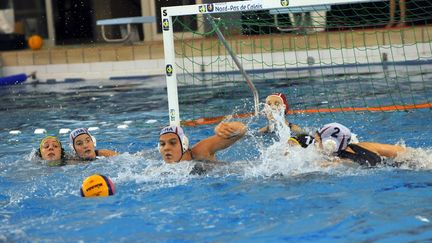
[91,136,97,148]
[180,135,189,153]
[322,138,338,155]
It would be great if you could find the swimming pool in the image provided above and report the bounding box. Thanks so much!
[1,67,432,241]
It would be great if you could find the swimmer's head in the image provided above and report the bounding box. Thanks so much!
[70,128,97,160]
[265,93,289,115]
[288,134,315,148]
[316,123,351,154]
[159,125,189,163]
[38,136,64,161]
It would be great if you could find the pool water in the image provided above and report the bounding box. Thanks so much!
[1,68,432,241]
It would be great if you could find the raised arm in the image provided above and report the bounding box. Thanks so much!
[191,121,247,161]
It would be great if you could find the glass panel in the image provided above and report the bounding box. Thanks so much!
[13,0,48,37]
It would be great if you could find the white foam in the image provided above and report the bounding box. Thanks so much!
[415,215,430,223]
[111,152,193,191]
[123,121,133,124]
[350,132,359,143]
[34,128,47,134]
[146,119,158,124]
[59,128,71,134]
[9,130,21,135]
[88,127,99,131]
[117,124,128,129]
[395,147,432,170]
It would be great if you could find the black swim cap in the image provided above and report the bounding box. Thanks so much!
[290,134,315,148]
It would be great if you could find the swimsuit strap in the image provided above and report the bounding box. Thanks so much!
[338,144,382,167]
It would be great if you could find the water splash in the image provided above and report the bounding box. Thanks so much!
[394,147,432,170]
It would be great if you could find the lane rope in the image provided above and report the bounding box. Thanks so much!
[181,102,432,126]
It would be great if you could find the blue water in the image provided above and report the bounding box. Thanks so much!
[1,68,432,241]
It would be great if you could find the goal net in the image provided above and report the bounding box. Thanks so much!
[162,0,432,126]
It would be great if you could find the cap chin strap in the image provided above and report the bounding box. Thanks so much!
[176,151,184,163]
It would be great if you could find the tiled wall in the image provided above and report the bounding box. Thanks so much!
[1,43,164,80]
[1,25,431,81]
[1,44,157,66]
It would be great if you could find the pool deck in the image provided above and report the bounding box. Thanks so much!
[1,24,431,81]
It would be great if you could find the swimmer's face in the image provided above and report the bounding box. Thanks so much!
[266,96,285,112]
[159,133,183,163]
[265,96,285,120]
[73,134,96,159]
[40,138,62,161]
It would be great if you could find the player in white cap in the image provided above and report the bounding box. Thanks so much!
[314,122,406,166]
[158,121,247,163]
[70,128,118,160]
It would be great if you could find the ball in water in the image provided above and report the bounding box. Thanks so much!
[80,174,115,197]
[28,35,43,50]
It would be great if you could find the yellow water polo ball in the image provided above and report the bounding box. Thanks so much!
[80,174,115,197]
[28,35,43,50]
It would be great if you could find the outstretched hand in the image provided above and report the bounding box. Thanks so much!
[215,121,247,139]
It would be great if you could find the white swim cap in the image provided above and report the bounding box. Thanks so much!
[69,128,96,152]
[317,122,351,153]
[159,125,189,153]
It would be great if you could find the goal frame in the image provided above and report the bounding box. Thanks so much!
[161,0,380,126]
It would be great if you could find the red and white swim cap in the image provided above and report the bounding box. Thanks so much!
[266,93,289,114]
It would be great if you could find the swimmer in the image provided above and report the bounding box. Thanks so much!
[36,136,66,165]
[259,93,303,135]
[286,123,407,167]
[69,128,118,160]
[314,123,406,167]
[158,121,247,164]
